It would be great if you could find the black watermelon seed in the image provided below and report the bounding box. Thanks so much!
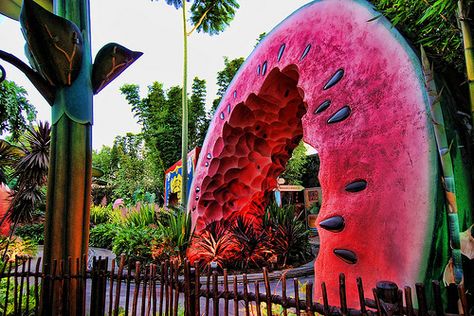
[284,89,290,97]
[233,90,237,99]
[220,112,225,120]
[323,69,344,90]
[262,61,268,76]
[227,104,231,113]
[345,180,367,192]
[195,196,199,200]
[314,100,331,114]
[257,65,261,75]
[300,44,311,61]
[195,187,200,193]
[206,153,211,159]
[277,44,286,61]
[333,249,358,264]
[327,106,351,124]
[205,162,209,167]
[319,216,345,232]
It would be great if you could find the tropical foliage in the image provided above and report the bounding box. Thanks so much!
[6,122,50,228]
[280,140,308,186]
[192,204,312,272]
[0,79,36,141]
[372,0,468,73]
[87,204,193,265]
[119,79,208,196]
[212,56,244,111]
[14,223,44,245]
[0,122,50,235]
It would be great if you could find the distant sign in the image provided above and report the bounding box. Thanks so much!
[277,184,304,192]
[304,187,321,209]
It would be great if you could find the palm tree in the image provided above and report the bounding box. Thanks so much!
[154,0,239,208]
[0,122,50,235]
[0,122,50,261]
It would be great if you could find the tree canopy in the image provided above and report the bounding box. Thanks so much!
[120,78,209,196]
[0,80,36,141]
[212,56,244,111]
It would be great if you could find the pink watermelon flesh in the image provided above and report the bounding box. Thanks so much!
[188,0,437,307]
[0,184,11,236]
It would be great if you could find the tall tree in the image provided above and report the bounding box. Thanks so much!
[0,79,36,141]
[152,0,239,207]
[189,77,208,148]
[280,140,308,186]
[121,79,212,200]
[212,56,244,111]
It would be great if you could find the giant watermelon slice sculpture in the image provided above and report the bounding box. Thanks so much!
[189,0,472,307]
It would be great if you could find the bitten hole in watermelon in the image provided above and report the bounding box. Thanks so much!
[192,65,306,229]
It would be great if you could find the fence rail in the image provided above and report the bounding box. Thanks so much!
[0,256,472,316]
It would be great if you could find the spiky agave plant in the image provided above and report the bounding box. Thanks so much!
[264,204,311,267]
[158,206,193,262]
[231,216,273,271]
[192,220,237,270]
[7,122,50,230]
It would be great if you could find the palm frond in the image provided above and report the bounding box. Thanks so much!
[0,139,23,184]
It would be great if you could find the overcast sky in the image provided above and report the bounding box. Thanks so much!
[0,0,310,150]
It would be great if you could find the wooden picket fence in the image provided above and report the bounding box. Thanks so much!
[0,255,472,316]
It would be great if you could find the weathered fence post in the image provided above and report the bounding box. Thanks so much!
[89,257,108,316]
[185,261,196,316]
[376,281,401,316]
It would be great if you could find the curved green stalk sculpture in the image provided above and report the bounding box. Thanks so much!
[0,1,142,314]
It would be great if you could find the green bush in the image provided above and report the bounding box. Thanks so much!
[112,225,161,264]
[0,237,37,264]
[0,277,36,315]
[89,223,120,249]
[264,204,312,266]
[15,223,44,244]
[90,205,114,225]
[158,207,193,261]
[124,203,157,227]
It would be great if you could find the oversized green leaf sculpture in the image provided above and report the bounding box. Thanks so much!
[0,1,142,313]
[92,43,143,94]
[20,0,83,87]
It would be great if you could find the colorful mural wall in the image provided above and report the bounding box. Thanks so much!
[164,147,201,207]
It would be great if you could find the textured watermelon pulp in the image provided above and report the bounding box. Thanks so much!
[189,0,441,307]
[0,184,11,236]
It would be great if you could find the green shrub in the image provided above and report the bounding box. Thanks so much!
[89,223,120,249]
[0,277,36,315]
[158,207,193,262]
[124,203,157,227]
[192,220,237,270]
[112,225,161,264]
[231,216,272,270]
[264,204,312,266]
[90,205,113,225]
[15,223,44,244]
[0,237,37,263]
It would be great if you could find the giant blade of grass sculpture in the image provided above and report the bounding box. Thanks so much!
[457,0,474,130]
[421,47,463,284]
